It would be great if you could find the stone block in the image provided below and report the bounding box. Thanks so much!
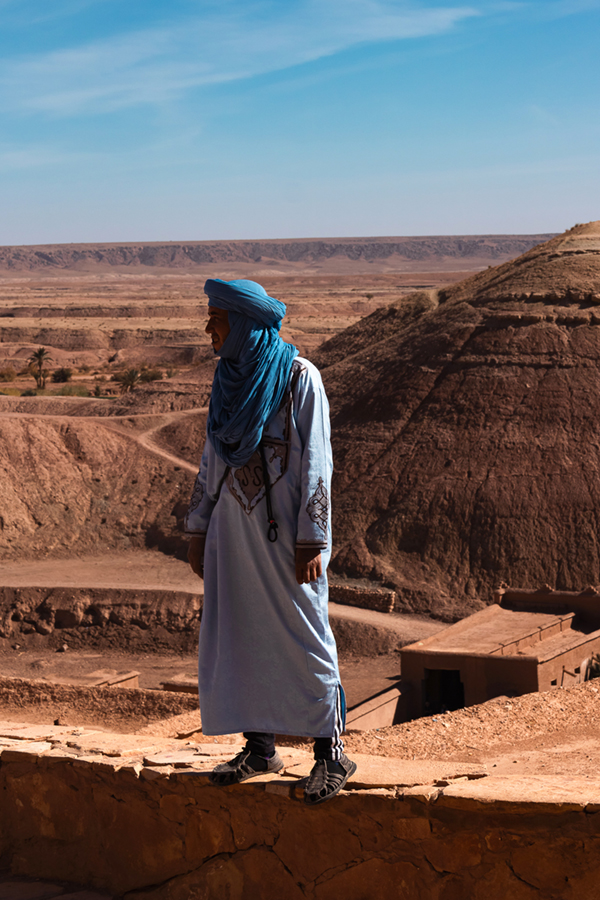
[510,840,588,891]
[439,775,600,812]
[274,806,363,884]
[393,817,431,841]
[0,742,52,761]
[315,858,427,900]
[125,848,305,900]
[466,864,539,900]
[143,750,227,768]
[65,733,173,758]
[424,832,482,873]
[60,894,115,900]
[0,882,65,900]
[180,742,241,756]
[139,767,171,782]
[226,791,283,849]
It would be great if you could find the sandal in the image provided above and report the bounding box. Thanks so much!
[304,753,357,805]
[208,748,284,786]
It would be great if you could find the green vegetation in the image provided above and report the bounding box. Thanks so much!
[27,347,53,389]
[0,366,16,382]
[140,366,163,383]
[51,367,73,383]
[55,384,89,397]
[113,367,141,393]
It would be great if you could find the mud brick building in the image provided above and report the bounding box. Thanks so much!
[400,586,600,720]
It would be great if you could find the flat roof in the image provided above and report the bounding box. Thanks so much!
[402,604,600,661]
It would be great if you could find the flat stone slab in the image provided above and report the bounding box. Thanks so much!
[284,754,487,789]
[64,734,173,758]
[0,741,53,759]
[440,775,600,810]
[143,749,231,768]
[183,742,243,756]
[0,723,97,742]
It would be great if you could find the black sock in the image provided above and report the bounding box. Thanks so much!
[243,731,276,760]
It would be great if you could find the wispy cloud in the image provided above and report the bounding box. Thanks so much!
[0,141,97,170]
[0,0,480,116]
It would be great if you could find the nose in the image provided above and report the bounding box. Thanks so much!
[205,319,213,335]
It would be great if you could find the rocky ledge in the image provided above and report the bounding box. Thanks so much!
[1,720,600,898]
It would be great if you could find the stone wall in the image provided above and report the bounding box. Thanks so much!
[329,583,396,613]
[0,586,202,640]
[0,586,408,657]
[1,726,600,899]
[0,677,198,730]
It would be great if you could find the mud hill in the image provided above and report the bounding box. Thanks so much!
[315,221,600,620]
[0,413,197,561]
[0,234,554,275]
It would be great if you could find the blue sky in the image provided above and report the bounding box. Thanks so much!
[0,0,599,244]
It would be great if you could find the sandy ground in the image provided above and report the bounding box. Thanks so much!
[344,679,600,780]
[0,551,203,592]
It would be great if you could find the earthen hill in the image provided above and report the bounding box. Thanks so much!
[315,221,600,620]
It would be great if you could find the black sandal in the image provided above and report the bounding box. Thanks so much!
[209,748,284,786]
[304,753,357,805]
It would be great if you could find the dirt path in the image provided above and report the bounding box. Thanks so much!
[129,411,201,475]
[0,405,204,474]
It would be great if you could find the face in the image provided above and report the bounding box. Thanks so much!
[206,306,231,353]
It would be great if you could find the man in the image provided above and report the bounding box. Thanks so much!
[185,277,356,805]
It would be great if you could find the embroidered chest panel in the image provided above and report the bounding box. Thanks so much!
[225,362,301,516]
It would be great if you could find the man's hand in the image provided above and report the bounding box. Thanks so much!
[295,546,322,585]
[188,534,206,579]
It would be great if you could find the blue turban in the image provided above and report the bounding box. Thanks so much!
[205,278,298,468]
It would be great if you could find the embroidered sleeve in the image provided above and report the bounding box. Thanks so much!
[294,364,333,550]
[306,477,329,534]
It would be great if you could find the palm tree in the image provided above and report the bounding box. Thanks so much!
[116,368,141,394]
[28,347,53,389]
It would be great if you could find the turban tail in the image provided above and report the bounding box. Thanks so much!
[205,279,298,468]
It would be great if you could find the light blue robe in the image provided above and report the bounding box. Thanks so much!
[185,357,342,737]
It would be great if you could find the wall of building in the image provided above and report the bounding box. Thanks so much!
[400,649,539,719]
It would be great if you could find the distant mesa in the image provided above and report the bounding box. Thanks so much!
[315,221,600,621]
[0,234,556,275]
